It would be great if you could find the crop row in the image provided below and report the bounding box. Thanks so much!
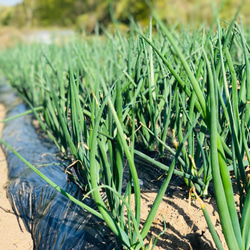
[0,11,250,249]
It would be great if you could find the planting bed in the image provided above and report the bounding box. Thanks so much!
[0,12,250,249]
[0,84,228,249]
[0,85,119,249]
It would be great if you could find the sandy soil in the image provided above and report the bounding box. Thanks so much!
[123,158,229,250]
[134,187,228,249]
[0,103,33,250]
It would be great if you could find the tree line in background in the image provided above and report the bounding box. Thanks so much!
[0,0,249,31]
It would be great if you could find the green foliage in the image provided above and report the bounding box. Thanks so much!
[1,9,250,248]
[3,0,250,29]
[0,6,14,26]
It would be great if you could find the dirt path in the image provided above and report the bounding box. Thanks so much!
[0,103,33,250]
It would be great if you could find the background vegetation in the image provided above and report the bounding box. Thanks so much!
[0,0,250,30]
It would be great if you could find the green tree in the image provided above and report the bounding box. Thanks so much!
[0,6,14,26]
[5,0,250,28]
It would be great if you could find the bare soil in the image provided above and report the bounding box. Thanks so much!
[0,103,33,250]
[133,187,228,249]
[0,102,229,249]
[123,153,229,250]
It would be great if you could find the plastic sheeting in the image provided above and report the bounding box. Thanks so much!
[0,84,119,249]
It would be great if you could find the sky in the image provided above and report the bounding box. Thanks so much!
[0,0,22,6]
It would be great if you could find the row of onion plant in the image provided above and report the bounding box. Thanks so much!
[0,7,250,248]
[142,3,250,248]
